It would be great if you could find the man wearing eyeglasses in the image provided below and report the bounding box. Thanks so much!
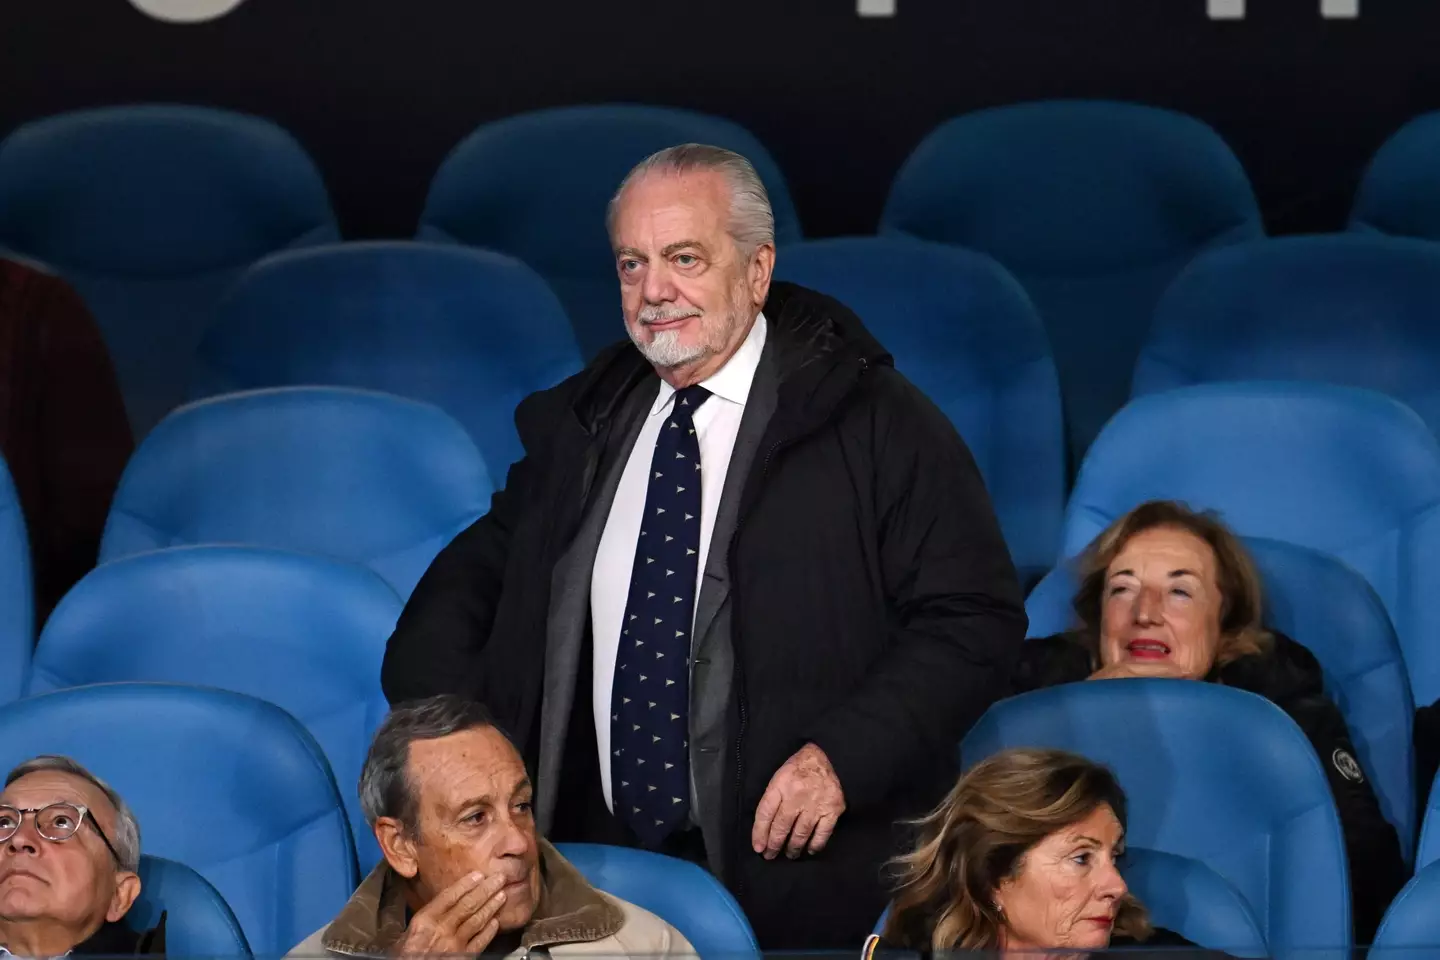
[0,756,163,958]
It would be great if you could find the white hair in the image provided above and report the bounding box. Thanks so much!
[5,756,142,872]
[607,143,776,257]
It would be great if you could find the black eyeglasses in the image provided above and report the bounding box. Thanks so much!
[0,803,123,866]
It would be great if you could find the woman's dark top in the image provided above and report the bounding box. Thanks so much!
[1015,631,1407,945]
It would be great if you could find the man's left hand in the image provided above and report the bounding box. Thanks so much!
[751,743,847,860]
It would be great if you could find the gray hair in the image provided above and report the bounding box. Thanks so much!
[607,143,776,258]
[358,695,503,833]
[4,756,142,872]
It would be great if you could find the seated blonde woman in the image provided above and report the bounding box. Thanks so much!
[866,748,1191,957]
[1015,500,1404,944]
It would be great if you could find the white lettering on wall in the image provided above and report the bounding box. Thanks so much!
[1207,0,1359,18]
[128,0,248,23]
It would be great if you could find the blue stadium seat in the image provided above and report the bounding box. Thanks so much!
[0,105,338,435]
[1026,536,1415,855]
[774,236,1063,581]
[1060,382,1440,712]
[555,843,758,958]
[27,545,403,872]
[1371,861,1440,952]
[880,100,1263,460]
[98,387,492,599]
[195,241,583,474]
[1351,111,1440,242]
[1136,233,1440,437]
[0,683,357,956]
[131,856,250,957]
[0,455,32,705]
[963,680,1352,952]
[417,104,801,358]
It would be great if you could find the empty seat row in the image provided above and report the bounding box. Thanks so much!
[8,100,1440,453]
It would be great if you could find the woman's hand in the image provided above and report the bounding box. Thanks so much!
[1087,659,1192,682]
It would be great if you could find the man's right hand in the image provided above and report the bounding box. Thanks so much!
[393,871,509,956]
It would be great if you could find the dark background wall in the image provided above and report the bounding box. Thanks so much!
[4,0,1436,240]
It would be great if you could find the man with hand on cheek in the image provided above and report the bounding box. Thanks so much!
[287,696,691,959]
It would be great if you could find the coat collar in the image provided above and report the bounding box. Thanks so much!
[321,840,624,956]
[567,281,893,438]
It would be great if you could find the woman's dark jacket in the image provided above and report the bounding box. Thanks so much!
[1015,632,1407,945]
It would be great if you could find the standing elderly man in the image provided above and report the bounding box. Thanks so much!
[382,144,1027,947]
[0,756,162,957]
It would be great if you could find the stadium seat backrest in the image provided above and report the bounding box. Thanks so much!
[1061,382,1440,709]
[1026,536,1415,854]
[880,99,1263,459]
[554,843,759,959]
[0,683,357,955]
[196,241,583,474]
[417,104,800,358]
[99,386,492,599]
[1136,233,1440,438]
[0,105,338,435]
[1351,111,1440,242]
[28,545,403,871]
[774,236,1063,581]
[1118,848,1268,956]
[0,454,32,705]
[1371,860,1440,951]
[962,680,1351,952]
[132,856,250,957]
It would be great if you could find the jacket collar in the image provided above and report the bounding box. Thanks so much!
[568,281,893,439]
[322,840,624,956]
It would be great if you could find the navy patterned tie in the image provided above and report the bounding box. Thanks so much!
[610,384,710,845]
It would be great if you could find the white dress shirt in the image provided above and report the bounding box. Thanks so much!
[590,312,768,812]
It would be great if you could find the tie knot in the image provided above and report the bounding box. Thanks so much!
[673,385,711,412]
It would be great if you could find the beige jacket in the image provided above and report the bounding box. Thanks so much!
[285,840,695,959]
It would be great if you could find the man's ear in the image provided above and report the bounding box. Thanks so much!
[106,871,142,923]
[749,242,776,307]
[375,817,420,879]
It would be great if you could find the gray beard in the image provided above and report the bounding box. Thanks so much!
[632,327,711,368]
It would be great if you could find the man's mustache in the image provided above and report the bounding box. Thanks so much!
[638,307,702,325]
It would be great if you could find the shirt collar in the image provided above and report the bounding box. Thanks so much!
[649,311,768,416]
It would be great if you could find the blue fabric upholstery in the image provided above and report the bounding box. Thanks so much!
[1372,861,1440,951]
[880,100,1262,459]
[417,104,800,358]
[1061,382,1440,710]
[0,455,32,705]
[1026,536,1415,854]
[195,241,582,474]
[28,545,403,872]
[131,856,250,957]
[0,683,356,955]
[0,105,338,435]
[774,236,1063,580]
[1136,233,1440,438]
[962,680,1352,952]
[98,386,492,599]
[554,843,758,959]
[1351,111,1440,242]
